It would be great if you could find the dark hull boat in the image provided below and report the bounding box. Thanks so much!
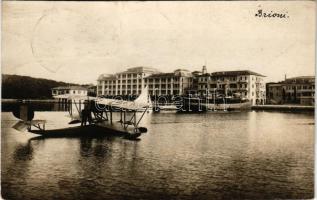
[29,123,143,140]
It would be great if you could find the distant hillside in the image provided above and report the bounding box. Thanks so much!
[2,74,80,99]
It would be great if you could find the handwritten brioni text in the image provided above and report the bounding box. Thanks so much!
[255,9,289,18]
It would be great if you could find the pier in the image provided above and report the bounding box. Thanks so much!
[252,105,314,112]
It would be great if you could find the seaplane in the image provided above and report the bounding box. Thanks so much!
[12,87,151,140]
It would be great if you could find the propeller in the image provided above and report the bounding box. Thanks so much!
[12,104,34,121]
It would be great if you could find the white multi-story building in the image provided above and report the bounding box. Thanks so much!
[97,67,266,105]
[197,70,266,105]
[97,67,159,96]
[144,69,193,96]
[97,67,194,96]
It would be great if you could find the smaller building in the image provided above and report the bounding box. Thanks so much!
[51,86,88,97]
[266,76,315,105]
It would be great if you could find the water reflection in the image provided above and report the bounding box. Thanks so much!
[13,141,34,161]
[79,137,112,158]
[1,111,314,199]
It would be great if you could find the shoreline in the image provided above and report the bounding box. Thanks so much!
[1,99,315,112]
[1,99,58,103]
[252,105,314,112]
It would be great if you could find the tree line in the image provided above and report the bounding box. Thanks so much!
[2,74,81,99]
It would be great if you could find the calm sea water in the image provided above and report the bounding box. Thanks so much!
[1,110,314,199]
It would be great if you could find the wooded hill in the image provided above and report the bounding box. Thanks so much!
[2,74,81,99]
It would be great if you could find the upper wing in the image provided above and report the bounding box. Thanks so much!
[53,94,97,101]
[96,98,150,110]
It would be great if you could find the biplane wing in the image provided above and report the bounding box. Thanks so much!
[95,86,151,110]
[52,94,97,101]
[96,99,150,110]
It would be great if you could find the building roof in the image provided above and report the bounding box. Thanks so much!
[211,70,265,77]
[286,76,315,80]
[267,76,315,85]
[97,67,160,81]
[145,73,175,78]
[125,66,159,73]
[192,70,202,75]
[97,74,116,81]
[145,69,192,78]
[266,82,283,86]
[52,86,87,90]
[284,76,315,84]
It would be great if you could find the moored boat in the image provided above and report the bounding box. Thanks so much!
[176,96,251,112]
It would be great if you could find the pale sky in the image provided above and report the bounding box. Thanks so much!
[2,1,315,84]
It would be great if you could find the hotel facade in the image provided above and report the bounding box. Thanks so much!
[97,67,192,96]
[196,70,266,105]
[144,69,192,96]
[97,66,266,105]
[97,67,158,96]
[266,76,315,105]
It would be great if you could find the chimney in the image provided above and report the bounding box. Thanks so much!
[202,66,207,74]
[285,74,287,81]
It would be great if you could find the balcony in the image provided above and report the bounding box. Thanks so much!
[238,80,248,83]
